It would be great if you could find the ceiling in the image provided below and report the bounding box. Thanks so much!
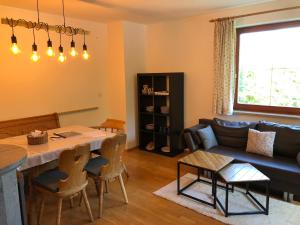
[0,0,275,23]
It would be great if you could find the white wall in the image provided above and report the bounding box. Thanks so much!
[146,0,300,127]
[0,5,109,127]
[107,21,145,148]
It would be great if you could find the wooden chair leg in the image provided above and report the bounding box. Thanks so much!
[69,197,74,208]
[82,189,94,222]
[79,192,83,206]
[123,163,129,178]
[38,195,45,225]
[94,179,100,196]
[105,180,109,193]
[56,198,63,225]
[98,180,105,218]
[118,174,128,203]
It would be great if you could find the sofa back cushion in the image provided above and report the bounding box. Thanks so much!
[212,118,257,150]
[257,121,300,158]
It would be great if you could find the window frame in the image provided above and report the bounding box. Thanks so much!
[234,20,300,115]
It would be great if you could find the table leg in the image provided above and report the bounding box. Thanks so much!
[225,183,229,217]
[177,162,180,195]
[266,181,270,215]
[213,173,217,209]
[197,168,200,180]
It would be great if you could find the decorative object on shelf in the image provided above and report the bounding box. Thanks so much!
[142,85,154,95]
[1,0,90,62]
[146,141,155,151]
[161,146,170,153]
[160,106,169,114]
[145,106,154,112]
[145,124,154,130]
[154,91,169,96]
[27,130,48,145]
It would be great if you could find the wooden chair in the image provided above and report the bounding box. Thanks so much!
[33,144,94,225]
[93,118,129,178]
[84,133,128,218]
[94,118,125,133]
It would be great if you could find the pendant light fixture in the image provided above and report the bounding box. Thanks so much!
[46,26,55,57]
[69,35,78,57]
[10,23,21,55]
[82,32,89,60]
[58,32,66,63]
[30,28,40,62]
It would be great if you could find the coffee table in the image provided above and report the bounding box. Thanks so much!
[216,163,270,217]
[177,150,234,208]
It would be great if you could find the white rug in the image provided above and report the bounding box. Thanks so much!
[154,173,300,225]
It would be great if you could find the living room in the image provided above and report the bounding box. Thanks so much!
[0,0,299,225]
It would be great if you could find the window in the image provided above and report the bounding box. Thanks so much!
[235,21,300,115]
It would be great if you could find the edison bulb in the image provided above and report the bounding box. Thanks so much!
[46,47,55,57]
[31,51,40,62]
[58,52,66,63]
[70,47,78,57]
[83,50,89,60]
[10,43,21,55]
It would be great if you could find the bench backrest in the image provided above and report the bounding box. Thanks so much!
[0,113,60,139]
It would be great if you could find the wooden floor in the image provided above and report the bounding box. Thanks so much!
[36,149,223,225]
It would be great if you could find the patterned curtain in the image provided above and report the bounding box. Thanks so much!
[213,19,236,115]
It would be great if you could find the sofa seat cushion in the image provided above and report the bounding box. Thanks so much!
[257,121,300,158]
[207,146,300,185]
[211,118,257,150]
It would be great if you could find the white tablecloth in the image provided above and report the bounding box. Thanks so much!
[0,125,115,171]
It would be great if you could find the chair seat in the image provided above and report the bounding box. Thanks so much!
[85,156,108,176]
[33,169,68,193]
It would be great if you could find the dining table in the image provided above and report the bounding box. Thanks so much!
[0,125,116,225]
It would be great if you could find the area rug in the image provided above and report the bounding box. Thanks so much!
[153,173,300,225]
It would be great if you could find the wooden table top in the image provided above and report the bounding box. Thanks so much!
[0,144,27,175]
[219,163,270,183]
[178,150,234,172]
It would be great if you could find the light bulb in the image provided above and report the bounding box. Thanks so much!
[82,44,89,60]
[47,47,55,57]
[10,35,21,55]
[70,40,78,57]
[58,53,66,63]
[46,39,55,57]
[31,51,40,62]
[30,44,40,62]
[83,50,89,60]
[58,45,66,63]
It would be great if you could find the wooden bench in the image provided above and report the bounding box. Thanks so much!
[0,113,60,139]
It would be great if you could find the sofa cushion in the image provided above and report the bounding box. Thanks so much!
[207,146,300,187]
[257,121,300,158]
[297,152,300,167]
[197,125,218,150]
[246,129,276,157]
[211,118,257,150]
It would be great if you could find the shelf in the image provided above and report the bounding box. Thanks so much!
[140,129,170,136]
[139,147,178,157]
[140,112,169,117]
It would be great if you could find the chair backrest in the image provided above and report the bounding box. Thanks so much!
[0,113,60,139]
[100,133,127,179]
[58,144,90,195]
[99,118,125,133]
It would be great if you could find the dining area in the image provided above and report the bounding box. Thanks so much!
[0,114,129,225]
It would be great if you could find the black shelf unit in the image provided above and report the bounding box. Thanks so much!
[137,72,184,157]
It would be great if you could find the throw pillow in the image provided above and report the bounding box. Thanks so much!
[297,152,300,167]
[196,125,218,150]
[246,129,276,157]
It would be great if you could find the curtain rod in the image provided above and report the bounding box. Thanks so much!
[209,6,300,23]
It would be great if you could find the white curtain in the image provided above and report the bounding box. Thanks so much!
[213,19,236,115]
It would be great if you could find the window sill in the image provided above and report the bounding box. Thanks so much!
[233,110,300,119]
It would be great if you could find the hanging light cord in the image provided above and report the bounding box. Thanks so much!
[83,32,86,44]
[62,0,66,27]
[32,28,36,44]
[37,0,40,24]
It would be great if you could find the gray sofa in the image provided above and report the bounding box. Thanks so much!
[183,118,300,196]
